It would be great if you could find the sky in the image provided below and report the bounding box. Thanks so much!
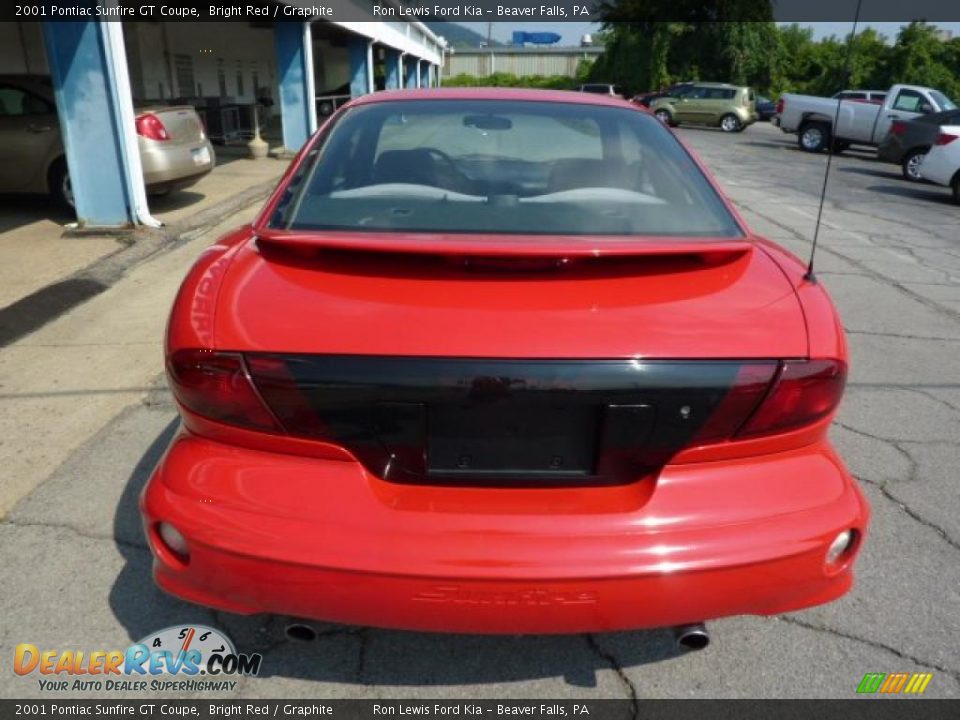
[459,21,960,46]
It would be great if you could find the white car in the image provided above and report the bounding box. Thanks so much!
[919,124,960,203]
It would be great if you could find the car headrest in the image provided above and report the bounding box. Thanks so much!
[373,149,440,187]
[547,158,635,193]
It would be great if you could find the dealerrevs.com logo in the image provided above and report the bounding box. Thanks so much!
[14,625,262,693]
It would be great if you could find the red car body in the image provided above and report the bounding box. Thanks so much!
[142,89,868,634]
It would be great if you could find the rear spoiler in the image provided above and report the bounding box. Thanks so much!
[254,228,753,262]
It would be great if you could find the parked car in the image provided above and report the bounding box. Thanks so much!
[756,95,777,121]
[776,84,956,153]
[143,88,867,638]
[917,124,960,203]
[0,74,215,208]
[575,83,622,97]
[832,90,887,104]
[650,82,758,132]
[632,82,695,108]
[876,108,960,180]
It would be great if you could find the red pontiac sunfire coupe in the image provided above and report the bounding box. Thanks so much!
[142,88,869,643]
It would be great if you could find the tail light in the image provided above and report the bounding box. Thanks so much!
[135,113,170,141]
[935,133,958,146]
[170,353,844,460]
[890,121,907,136]
[167,349,281,432]
[691,363,777,443]
[775,98,784,115]
[737,359,846,438]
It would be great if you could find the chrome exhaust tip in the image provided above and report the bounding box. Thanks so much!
[673,622,710,651]
[284,623,318,642]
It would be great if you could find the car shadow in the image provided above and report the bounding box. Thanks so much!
[109,421,684,688]
[838,166,901,179]
[148,191,206,214]
[866,184,955,204]
[0,193,75,233]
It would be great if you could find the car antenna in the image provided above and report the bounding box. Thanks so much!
[806,0,864,282]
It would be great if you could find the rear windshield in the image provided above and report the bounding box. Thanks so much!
[272,99,742,237]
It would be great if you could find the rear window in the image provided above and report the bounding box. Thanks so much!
[272,99,742,237]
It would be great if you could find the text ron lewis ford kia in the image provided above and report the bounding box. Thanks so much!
[142,88,869,642]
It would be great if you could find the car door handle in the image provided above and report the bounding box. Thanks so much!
[27,124,53,133]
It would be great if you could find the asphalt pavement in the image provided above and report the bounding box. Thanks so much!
[1,121,958,700]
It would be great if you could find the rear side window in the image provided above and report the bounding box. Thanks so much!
[0,85,51,116]
[274,100,742,238]
[705,88,736,100]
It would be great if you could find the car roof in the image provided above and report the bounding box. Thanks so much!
[348,87,634,109]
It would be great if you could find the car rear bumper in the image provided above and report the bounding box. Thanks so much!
[140,140,215,188]
[918,148,956,187]
[141,432,869,634]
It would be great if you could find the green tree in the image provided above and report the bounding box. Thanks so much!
[886,22,960,98]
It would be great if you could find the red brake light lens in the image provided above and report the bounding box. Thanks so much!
[167,349,281,432]
[135,113,170,141]
[935,133,958,146]
[737,359,847,438]
[890,121,907,136]
[775,98,784,114]
[692,363,778,443]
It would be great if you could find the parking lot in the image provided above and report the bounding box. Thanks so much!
[1,120,958,700]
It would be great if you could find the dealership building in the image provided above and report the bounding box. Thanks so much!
[0,3,446,228]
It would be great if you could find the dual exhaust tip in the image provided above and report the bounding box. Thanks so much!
[284,621,710,652]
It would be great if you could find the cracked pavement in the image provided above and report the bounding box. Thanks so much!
[1,122,958,699]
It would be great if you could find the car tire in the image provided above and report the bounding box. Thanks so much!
[48,158,74,210]
[720,114,742,133]
[798,122,830,153]
[654,109,674,126]
[952,174,960,205]
[901,149,927,182]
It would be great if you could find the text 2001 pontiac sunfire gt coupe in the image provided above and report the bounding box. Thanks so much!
[142,89,868,644]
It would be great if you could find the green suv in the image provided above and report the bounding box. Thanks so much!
[650,83,758,132]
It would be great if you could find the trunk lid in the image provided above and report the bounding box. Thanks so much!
[136,105,204,144]
[213,233,807,359]
[206,233,810,485]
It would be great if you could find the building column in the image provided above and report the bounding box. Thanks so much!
[404,57,419,88]
[273,21,316,153]
[347,35,371,98]
[384,47,402,90]
[42,18,143,227]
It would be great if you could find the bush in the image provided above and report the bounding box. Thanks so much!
[443,73,579,90]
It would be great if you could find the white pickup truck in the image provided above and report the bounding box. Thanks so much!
[776,84,956,153]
